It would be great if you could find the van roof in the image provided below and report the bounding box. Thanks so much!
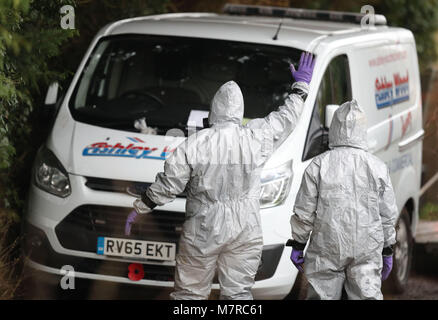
[101,12,409,51]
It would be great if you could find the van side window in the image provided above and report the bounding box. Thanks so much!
[302,54,352,161]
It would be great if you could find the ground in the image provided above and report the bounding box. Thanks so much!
[385,242,438,300]
[19,241,438,300]
[387,272,438,300]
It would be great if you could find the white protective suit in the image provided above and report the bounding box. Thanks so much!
[290,100,398,300]
[145,80,309,299]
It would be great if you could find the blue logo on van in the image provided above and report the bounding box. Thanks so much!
[82,138,175,160]
[375,71,409,109]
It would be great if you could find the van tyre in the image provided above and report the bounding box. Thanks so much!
[286,271,308,300]
[384,208,413,294]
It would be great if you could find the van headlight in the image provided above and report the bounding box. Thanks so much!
[33,146,71,197]
[260,160,293,209]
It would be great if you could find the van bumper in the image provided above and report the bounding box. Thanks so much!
[23,177,297,299]
[23,218,296,299]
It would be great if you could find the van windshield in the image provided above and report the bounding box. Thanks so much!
[69,35,303,134]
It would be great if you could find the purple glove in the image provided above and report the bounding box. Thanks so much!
[290,52,315,85]
[290,249,305,273]
[125,210,139,236]
[382,255,393,281]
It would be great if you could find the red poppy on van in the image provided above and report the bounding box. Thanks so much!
[128,263,144,281]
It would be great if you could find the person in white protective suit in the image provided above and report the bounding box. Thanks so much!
[127,52,315,299]
[289,100,398,300]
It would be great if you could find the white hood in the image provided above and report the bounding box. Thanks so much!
[328,99,368,150]
[208,80,244,126]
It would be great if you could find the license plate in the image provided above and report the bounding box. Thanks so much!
[97,237,176,261]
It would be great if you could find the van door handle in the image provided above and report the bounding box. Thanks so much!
[398,129,424,152]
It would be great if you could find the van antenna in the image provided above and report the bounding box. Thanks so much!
[272,18,283,40]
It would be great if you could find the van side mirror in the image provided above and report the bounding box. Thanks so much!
[43,82,60,122]
[45,82,59,106]
[325,104,339,129]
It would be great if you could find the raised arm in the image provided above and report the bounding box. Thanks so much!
[245,52,315,151]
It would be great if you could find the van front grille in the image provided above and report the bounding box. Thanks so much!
[55,205,185,253]
[53,205,282,282]
[84,176,186,198]
[85,177,151,194]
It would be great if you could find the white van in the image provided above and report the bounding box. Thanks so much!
[23,4,423,299]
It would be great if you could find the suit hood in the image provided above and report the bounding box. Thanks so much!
[209,81,244,126]
[329,99,368,150]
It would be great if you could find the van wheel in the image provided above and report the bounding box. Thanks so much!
[384,208,413,294]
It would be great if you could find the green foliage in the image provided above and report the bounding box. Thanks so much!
[420,202,438,221]
[0,1,28,171]
[0,0,76,212]
[0,0,170,215]
[0,210,21,299]
[0,0,170,299]
[375,0,438,73]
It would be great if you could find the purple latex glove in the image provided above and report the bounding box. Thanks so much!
[125,210,139,236]
[382,255,393,281]
[290,249,305,273]
[290,52,315,85]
